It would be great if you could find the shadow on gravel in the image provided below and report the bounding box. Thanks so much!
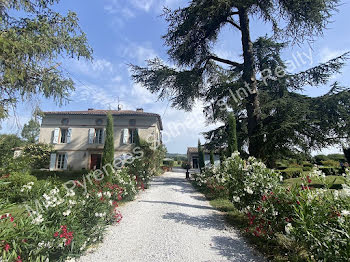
[162,212,226,230]
[140,200,215,210]
[211,236,263,262]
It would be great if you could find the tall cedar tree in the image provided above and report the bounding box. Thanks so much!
[210,151,214,165]
[198,140,205,171]
[131,0,343,159]
[0,0,92,120]
[227,113,238,157]
[102,113,114,179]
[203,37,349,165]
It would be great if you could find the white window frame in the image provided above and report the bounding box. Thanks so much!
[56,153,67,170]
[94,128,104,144]
[129,128,137,144]
[60,128,68,144]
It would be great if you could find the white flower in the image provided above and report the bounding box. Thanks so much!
[232,196,240,202]
[341,210,350,217]
[68,200,77,206]
[245,187,254,195]
[104,191,112,198]
[285,223,293,235]
[273,211,278,216]
[66,190,75,197]
[85,193,90,199]
[32,214,44,225]
[109,200,114,206]
[96,192,103,198]
[279,176,284,182]
[63,210,71,216]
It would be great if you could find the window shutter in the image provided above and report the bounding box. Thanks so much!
[49,153,56,171]
[122,128,129,144]
[64,153,68,170]
[67,128,72,144]
[53,128,59,144]
[88,128,95,144]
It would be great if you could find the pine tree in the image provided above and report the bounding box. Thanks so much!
[102,113,114,179]
[198,139,205,172]
[227,113,238,157]
[210,151,214,165]
[131,0,341,159]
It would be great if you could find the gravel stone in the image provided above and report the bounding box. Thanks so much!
[79,170,265,262]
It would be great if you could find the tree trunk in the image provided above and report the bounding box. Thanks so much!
[238,8,263,158]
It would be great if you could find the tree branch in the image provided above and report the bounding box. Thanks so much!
[225,18,241,30]
[208,56,243,69]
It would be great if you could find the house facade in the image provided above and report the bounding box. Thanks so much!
[39,109,163,171]
[187,147,220,169]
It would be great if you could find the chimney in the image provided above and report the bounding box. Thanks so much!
[88,108,94,111]
[136,108,144,112]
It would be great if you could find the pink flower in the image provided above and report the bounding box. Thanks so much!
[4,243,10,252]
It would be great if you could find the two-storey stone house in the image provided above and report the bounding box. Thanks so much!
[39,109,163,170]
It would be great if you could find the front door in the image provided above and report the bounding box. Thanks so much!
[192,158,199,169]
[90,154,102,170]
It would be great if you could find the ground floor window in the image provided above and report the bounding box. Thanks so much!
[57,153,66,169]
[90,154,102,170]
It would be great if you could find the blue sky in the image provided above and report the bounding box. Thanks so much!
[2,0,350,154]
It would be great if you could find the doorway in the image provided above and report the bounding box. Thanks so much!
[90,154,102,170]
[192,157,199,169]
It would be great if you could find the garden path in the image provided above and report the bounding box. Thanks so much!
[79,170,264,262]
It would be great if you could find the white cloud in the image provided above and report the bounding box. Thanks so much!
[122,42,157,64]
[69,58,114,77]
[319,47,348,63]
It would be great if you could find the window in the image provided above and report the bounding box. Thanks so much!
[96,119,103,125]
[56,153,66,169]
[94,128,104,144]
[129,128,137,144]
[60,129,68,143]
[129,119,136,126]
[61,118,69,125]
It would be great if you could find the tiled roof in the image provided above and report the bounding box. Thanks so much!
[43,110,163,130]
[187,147,198,154]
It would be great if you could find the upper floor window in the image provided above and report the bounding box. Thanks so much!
[60,129,68,143]
[53,128,71,144]
[129,119,136,126]
[129,128,137,144]
[96,119,103,125]
[94,128,104,144]
[61,118,69,125]
[88,128,104,144]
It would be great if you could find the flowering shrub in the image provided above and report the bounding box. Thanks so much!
[0,146,164,261]
[193,153,350,260]
[192,164,228,198]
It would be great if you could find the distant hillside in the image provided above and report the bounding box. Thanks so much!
[166,153,187,161]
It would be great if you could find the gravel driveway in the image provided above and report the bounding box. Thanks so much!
[79,170,265,262]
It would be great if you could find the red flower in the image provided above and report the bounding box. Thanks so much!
[307,176,312,184]
[16,255,22,262]
[10,217,14,222]
[54,232,59,237]
[4,243,10,252]
[296,200,301,205]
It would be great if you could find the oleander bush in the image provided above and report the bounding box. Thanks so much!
[192,153,350,261]
[0,144,164,261]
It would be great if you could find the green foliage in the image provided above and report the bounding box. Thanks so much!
[23,143,53,169]
[102,113,114,181]
[181,161,191,170]
[0,0,92,119]
[210,151,214,165]
[131,0,344,160]
[280,167,303,179]
[227,113,238,157]
[21,119,40,143]
[198,140,205,171]
[321,159,340,167]
[0,134,23,168]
